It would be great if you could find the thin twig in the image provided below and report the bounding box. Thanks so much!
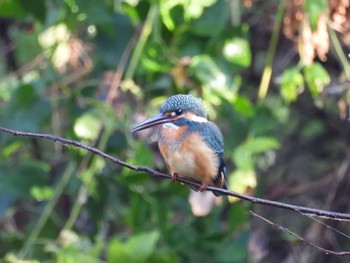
[106,26,138,104]
[250,211,350,256]
[305,215,350,240]
[1,126,350,221]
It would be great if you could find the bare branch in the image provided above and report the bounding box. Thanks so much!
[250,211,350,256]
[1,126,350,221]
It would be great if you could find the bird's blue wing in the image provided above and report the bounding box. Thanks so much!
[198,121,224,154]
[188,121,227,195]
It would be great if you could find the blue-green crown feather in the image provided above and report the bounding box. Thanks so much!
[160,94,207,117]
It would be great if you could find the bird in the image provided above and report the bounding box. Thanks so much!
[131,94,227,196]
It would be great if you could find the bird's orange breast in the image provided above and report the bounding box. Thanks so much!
[158,123,219,185]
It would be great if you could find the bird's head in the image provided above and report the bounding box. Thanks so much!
[131,94,207,133]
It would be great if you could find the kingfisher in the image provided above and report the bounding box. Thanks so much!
[131,94,227,196]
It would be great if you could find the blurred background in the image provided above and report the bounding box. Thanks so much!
[0,0,350,262]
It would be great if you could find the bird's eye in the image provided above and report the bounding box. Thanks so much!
[175,109,182,115]
[168,110,182,117]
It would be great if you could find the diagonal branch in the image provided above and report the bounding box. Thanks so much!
[1,126,350,221]
[250,211,350,256]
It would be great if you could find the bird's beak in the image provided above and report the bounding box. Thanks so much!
[131,113,174,133]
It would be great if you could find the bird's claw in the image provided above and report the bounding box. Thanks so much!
[171,173,178,181]
[199,182,207,192]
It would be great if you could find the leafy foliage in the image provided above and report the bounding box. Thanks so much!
[0,0,349,262]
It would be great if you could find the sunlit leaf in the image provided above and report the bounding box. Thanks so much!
[107,231,160,263]
[4,254,40,263]
[232,147,253,170]
[189,55,233,101]
[0,0,26,18]
[38,24,71,69]
[233,137,280,169]
[223,37,251,67]
[38,24,70,49]
[74,111,103,140]
[187,0,217,19]
[228,169,257,202]
[160,0,217,31]
[304,62,330,98]
[1,141,23,157]
[281,67,304,103]
[48,230,102,263]
[242,136,280,154]
[30,186,53,201]
[190,55,227,87]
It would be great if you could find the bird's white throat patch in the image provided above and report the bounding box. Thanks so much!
[163,123,179,129]
[190,115,207,123]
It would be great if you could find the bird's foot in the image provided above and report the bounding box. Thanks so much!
[199,182,207,192]
[171,172,178,181]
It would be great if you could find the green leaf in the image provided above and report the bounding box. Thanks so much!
[301,119,325,139]
[228,169,256,202]
[243,136,280,154]
[185,0,217,19]
[190,0,228,36]
[94,14,134,67]
[0,161,49,199]
[160,0,217,31]
[232,147,253,170]
[107,231,160,263]
[0,0,26,18]
[250,105,279,135]
[304,0,327,31]
[304,62,330,98]
[233,96,255,117]
[16,31,42,65]
[281,67,304,102]
[30,186,53,201]
[20,0,46,23]
[128,142,154,168]
[215,231,248,262]
[190,55,227,87]
[141,42,172,73]
[223,37,251,67]
[74,111,103,140]
[1,84,51,131]
[76,0,113,25]
[189,55,232,101]
[233,137,280,169]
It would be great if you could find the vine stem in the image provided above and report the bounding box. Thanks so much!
[18,163,76,259]
[124,5,158,80]
[328,23,350,80]
[258,0,286,100]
